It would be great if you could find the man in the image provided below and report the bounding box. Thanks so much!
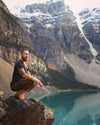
[10,49,43,99]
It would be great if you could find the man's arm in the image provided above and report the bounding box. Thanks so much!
[18,68,43,88]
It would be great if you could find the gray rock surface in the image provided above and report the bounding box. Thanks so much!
[0,96,54,125]
[79,8,100,61]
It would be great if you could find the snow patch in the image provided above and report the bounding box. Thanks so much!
[76,14,98,58]
[45,24,54,28]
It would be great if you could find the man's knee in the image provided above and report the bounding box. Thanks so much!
[10,85,17,91]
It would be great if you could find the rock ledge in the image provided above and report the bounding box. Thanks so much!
[0,96,54,125]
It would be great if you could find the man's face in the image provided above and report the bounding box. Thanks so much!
[21,50,29,62]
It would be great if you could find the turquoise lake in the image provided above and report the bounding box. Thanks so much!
[40,91,100,125]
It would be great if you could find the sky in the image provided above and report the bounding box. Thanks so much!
[65,0,100,14]
[2,0,100,14]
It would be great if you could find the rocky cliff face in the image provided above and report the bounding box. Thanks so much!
[79,8,100,61]
[0,0,9,13]
[0,0,33,54]
[0,3,33,49]
[29,22,92,67]
[0,95,54,125]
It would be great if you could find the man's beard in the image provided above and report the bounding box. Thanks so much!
[22,57,29,62]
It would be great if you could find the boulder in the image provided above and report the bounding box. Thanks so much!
[0,96,54,125]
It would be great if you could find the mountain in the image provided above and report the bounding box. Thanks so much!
[79,7,100,61]
[0,0,99,91]
[13,0,93,66]
[17,1,76,25]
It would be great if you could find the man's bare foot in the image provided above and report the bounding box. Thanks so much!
[15,90,29,100]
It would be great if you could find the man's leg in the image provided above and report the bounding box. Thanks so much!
[11,79,37,99]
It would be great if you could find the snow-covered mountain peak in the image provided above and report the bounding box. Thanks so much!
[78,7,100,35]
[6,0,64,15]
[78,7,100,62]
[9,0,75,27]
[79,7,100,24]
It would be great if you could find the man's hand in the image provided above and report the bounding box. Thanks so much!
[18,67,43,88]
[36,79,43,88]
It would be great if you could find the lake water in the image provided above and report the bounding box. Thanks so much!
[40,91,100,125]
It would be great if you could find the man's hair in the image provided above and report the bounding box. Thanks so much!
[21,49,29,54]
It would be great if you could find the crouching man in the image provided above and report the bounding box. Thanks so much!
[10,49,43,99]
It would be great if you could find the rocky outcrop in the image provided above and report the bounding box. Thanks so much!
[0,96,54,125]
[0,0,10,13]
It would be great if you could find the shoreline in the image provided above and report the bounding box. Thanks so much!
[28,87,100,100]
[25,85,60,100]
[60,89,100,92]
[2,86,100,101]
